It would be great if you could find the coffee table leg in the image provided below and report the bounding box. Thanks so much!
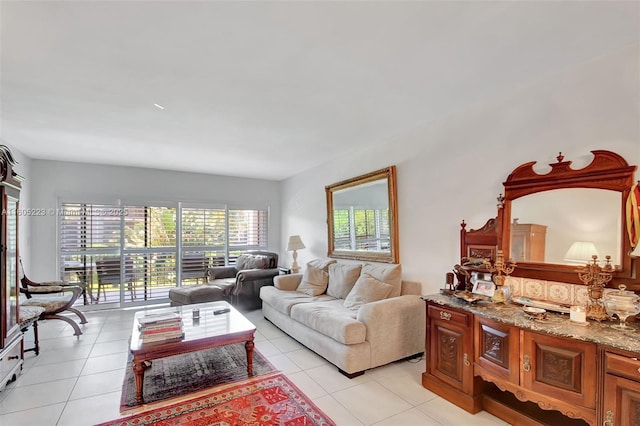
[133,360,146,404]
[245,339,254,375]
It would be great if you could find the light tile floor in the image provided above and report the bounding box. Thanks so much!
[0,307,509,426]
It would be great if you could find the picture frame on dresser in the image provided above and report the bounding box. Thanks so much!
[472,279,495,297]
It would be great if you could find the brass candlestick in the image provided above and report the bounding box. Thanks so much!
[578,255,613,321]
[484,250,516,304]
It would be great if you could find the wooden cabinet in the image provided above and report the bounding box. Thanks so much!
[422,302,482,413]
[602,350,640,426]
[521,331,597,410]
[474,317,596,424]
[474,316,519,383]
[0,146,23,391]
[510,222,547,262]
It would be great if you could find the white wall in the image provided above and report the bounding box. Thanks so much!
[26,161,280,280]
[280,45,640,295]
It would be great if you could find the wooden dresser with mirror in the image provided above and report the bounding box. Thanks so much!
[423,150,640,426]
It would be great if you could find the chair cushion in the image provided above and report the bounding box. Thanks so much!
[296,264,329,296]
[19,306,45,324]
[361,263,402,298]
[28,285,64,293]
[290,299,366,345]
[326,263,362,299]
[40,281,68,286]
[22,296,72,312]
[343,273,393,311]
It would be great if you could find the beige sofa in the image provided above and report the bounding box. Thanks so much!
[259,260,425,377]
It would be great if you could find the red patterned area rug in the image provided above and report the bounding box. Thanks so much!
[97,372,335,426]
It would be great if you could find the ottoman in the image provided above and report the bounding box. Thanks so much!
[168,284,229,306]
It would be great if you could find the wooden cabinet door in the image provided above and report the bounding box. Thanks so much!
[603,374,640,426]
[521,331,597,409]
[474,316,519,384]
[427,304,473,393]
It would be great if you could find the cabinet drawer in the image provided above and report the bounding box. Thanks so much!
[606,352,640,382]
[428,305,469,326]
[0,337,22,386]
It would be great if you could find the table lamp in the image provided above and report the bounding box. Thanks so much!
[287,235,305,273]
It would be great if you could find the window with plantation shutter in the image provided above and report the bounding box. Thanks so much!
[60,203,122,254]
[122,205,177,302]
[58,201,269,305]
[59,203,124,304]
[181,207,226,270]
[228,208,268,258]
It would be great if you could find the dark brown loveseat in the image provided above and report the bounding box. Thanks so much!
[169,251,279,310]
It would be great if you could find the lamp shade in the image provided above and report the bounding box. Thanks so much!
[564,241,599,264]
[287,235,305,251]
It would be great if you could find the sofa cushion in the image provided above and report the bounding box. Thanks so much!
[290,299,366,345]
[326,263,362,299]
[297,264,329,296]
[236,254,269,271]
[307,258,337,272]
[343,273,393,311]
[260,286,335,316]
[361,263,402,298]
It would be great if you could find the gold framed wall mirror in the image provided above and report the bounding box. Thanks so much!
[325,166,399,264]
[499,150,638,288]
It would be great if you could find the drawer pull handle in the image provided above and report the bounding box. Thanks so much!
[637,367,640,375]
[440,311,452,321]
[523,355,531,372]
[603,409,614,426]
[8,356,19,361]
[463,353,471,367]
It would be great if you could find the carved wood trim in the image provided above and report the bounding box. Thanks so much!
[504,150,634,199]
[475,368,596,425]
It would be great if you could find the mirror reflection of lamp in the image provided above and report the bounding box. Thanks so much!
[287,235,305,273]
[564,241,600,265]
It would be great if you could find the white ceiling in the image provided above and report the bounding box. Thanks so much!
[1,1,638,180]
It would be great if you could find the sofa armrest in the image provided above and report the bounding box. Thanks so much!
[357,295,426,364]
[237,268,279,282]
[273,273,303,291]
[207,266,237,280]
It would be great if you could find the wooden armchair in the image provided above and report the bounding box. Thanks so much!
[19,260,88,337]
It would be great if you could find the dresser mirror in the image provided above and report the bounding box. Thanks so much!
[510,188,621,266]
[500,150,637,287]
[326,166,399,264]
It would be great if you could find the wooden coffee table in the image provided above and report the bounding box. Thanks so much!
[129,301,256,404]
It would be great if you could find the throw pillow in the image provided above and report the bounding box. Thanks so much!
[244,255,269,270]
[327,263,362,299]
[235,255,249,271]
[343,273,393,311]
[306,258,337,272]
[361,263,402,298]
[296,264,329,296]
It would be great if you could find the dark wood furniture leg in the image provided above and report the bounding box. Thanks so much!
[133,360,147,404]
[245,339,254,375]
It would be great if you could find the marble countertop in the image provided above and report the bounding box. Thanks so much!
[423,293,640,355]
